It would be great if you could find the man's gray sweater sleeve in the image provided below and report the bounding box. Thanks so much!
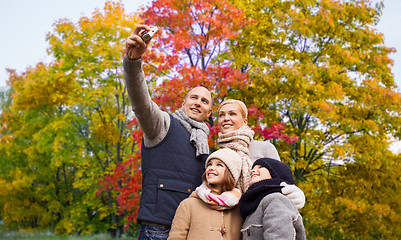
[123,57,170,147]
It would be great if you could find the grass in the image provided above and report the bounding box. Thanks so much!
[0,232,132,239]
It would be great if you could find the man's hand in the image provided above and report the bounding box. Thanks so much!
[125,25,153,60]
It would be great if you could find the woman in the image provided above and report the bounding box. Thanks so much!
[218,99,280,162]
[217,99,304,207]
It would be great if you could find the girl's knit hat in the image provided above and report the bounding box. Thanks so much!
[206,148,242,184]
[252,158,295,185]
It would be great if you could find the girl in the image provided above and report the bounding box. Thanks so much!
[239,158,306,240]
[168,148,243,240]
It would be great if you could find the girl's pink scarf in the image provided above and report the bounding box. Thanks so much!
[195,182,241,210]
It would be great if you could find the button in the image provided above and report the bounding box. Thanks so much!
[187,189,191,192]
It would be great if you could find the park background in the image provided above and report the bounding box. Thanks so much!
[1,0,401,239]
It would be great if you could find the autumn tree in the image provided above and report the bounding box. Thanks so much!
[138,0,249,115]
[225,0,401,238]
[0,68,68,231]
[229,0,401,180]
[300,147,401,239]
[0,2,140,237]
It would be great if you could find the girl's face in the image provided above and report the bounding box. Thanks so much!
[250,165,272,185]
[218,103,247,134]
[205,159,227,186]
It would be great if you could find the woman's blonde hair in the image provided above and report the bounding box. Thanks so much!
[218,99,248,119]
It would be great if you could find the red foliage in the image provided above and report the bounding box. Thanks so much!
[253,122,298,144]
[97,127,143,225]
[208,124,220,149]
[153,65,249,111]
[247,105,298,144]
[139,0,249,111]
[247,105,266,120]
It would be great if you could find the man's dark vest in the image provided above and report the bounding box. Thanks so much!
[137,115,208,226]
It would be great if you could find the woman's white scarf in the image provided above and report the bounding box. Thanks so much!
[172,108,210,156]
[218,125,254,192]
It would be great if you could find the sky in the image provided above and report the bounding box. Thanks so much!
[0,0,148,88]
[1,0,400,88]
[0,0,400,152]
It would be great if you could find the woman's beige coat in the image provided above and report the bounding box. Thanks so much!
[168,192,242,240]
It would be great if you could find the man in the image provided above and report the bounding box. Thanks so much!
[124,25,212,239]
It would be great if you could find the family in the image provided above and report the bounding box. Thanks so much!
[124,25,306,240]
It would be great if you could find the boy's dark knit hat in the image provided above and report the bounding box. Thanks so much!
[252,158,295,185]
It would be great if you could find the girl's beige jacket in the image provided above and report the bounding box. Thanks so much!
[168,192,242,240]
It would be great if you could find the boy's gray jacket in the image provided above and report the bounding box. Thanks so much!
[241,192,306,240]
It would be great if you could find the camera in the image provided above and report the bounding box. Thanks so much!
[141,26,159,41]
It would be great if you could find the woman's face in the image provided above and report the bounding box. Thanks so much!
[218,103,247,134]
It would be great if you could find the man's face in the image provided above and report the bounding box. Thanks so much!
[182,87,212,122]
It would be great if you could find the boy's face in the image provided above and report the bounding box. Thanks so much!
[250,165,272,185]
